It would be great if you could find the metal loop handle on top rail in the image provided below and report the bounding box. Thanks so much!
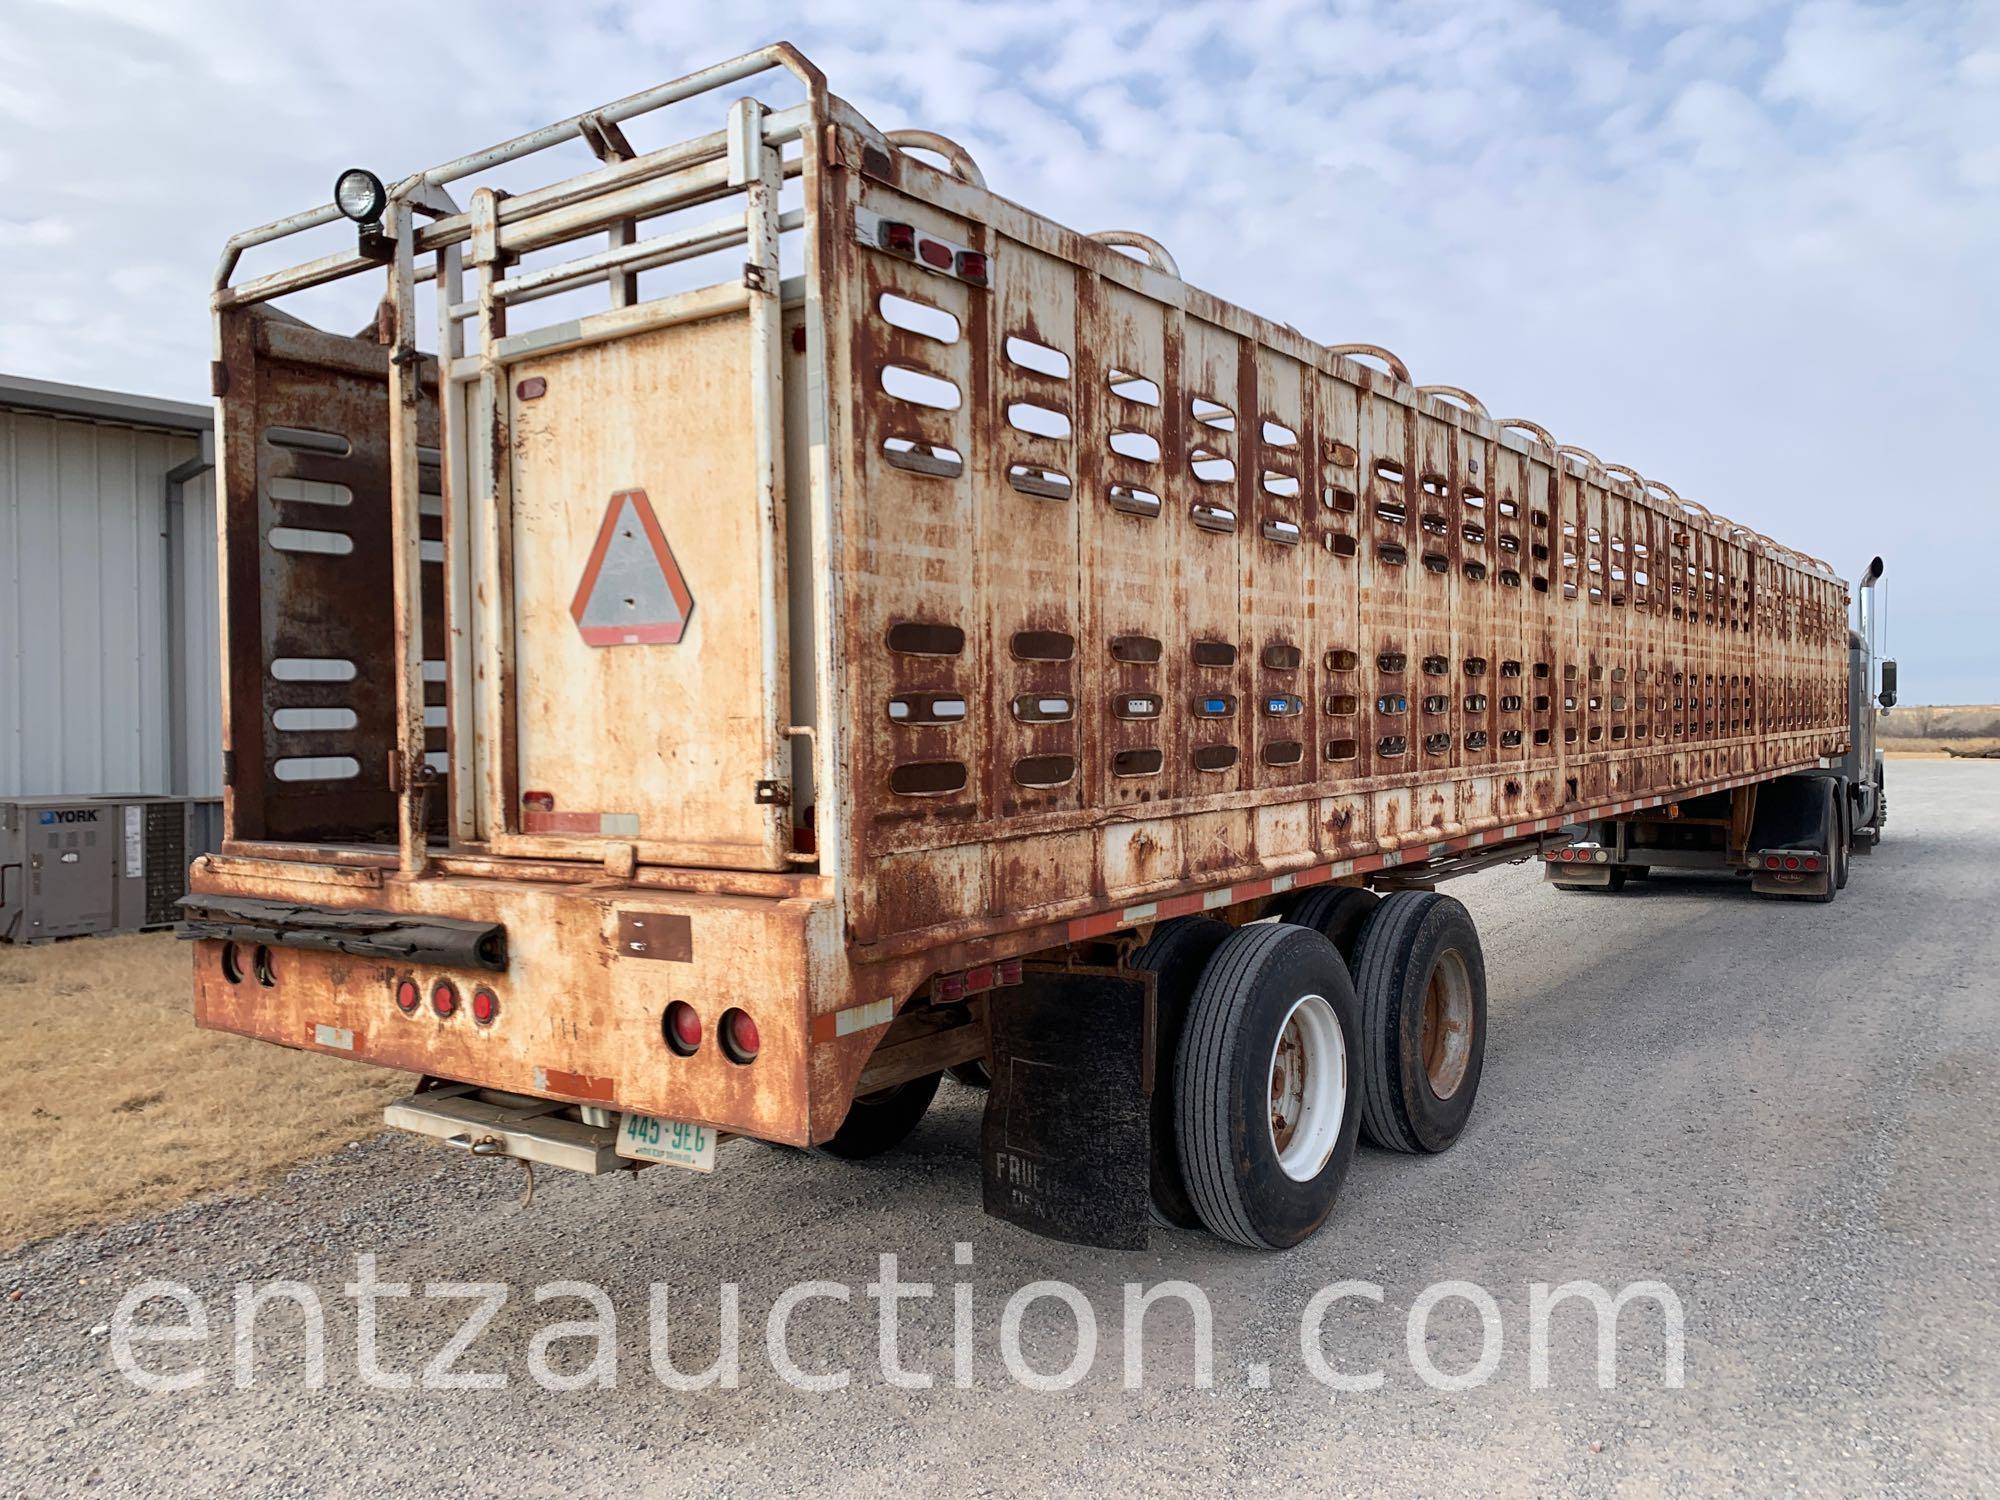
[1416,384,1488,419]
[1329,344,1412,384]
[1495,418,1557,451]
[1089,231,1181,279]
[885,130,987,189]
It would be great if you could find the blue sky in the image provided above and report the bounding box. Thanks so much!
[5,0,1995,702]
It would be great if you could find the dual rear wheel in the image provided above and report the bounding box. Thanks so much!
[1162,889,1489,1248]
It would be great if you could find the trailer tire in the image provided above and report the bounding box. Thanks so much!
[1174,924,1362,1250]
[819,1073,941,1159]
[1277,885,1378,964]
[1349,891,1488,1155]
[1132,916,1233,1229]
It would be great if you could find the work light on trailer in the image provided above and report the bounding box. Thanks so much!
[333,167,387,227]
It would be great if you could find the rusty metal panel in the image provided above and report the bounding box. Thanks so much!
[823,131,1850,949]
[503,312,791,869]
[215,307,443,845]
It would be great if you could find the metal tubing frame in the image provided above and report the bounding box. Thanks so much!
[211,46,829,874]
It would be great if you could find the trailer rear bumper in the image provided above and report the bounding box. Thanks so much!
[187,856,848,1147]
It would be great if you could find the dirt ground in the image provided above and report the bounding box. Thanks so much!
[0,932,407,1248]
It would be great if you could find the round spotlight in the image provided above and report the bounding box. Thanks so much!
[334,167,387,225]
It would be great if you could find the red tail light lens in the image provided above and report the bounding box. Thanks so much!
[1782,855,1801,871]
[878,220,916,256]
[1765,855,1781,870]
[394,978,421,1013]
[431,980,459,1018]
[955,249,989,286]
[664,1001,701,1056]
[1802,856,1821,872]
[471,987,499,1025]
[721,1008,760,1064]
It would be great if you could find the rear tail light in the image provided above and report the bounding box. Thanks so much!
[664,1001,701,1056]
[471,987,499,1025]
[1782,855,1801,871]
[878,220,916,257]
[1765,854,1782,870]
[394,977,421,1013]
[431,980,459,1018]
[721,1008,760,1064]
[955,249,989,286]
[1802,856,1821,872]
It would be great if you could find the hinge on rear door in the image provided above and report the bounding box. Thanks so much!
[743,262,771,295]
[755,780,790,806]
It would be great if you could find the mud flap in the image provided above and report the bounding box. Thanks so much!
[980,964,1152,1250]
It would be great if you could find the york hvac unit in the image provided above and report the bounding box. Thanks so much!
[0,796,221,943]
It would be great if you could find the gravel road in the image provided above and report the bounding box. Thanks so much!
[4,760,1996,1498]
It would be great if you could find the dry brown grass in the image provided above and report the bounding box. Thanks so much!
[0,932,407,1249]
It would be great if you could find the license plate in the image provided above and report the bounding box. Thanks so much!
[614,1112,718,1172]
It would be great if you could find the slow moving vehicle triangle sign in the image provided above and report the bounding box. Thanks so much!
[569,488,694,646]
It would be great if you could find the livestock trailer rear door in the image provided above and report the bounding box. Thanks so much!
[500,301,791,870]
[458,98,808,874]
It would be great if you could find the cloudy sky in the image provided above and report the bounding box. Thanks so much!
[5,0,1995,703]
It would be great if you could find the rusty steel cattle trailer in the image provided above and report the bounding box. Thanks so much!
[183,45,1867,1250]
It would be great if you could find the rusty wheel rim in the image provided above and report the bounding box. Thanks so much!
[1420,949,1474,1101]
[1267,992,1347,1182]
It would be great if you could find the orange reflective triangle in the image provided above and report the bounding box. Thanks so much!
[569,488,694,646]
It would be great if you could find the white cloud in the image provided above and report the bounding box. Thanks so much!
[2,0,1994,700]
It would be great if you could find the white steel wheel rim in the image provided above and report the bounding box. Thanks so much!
[1267,992,1347,1182]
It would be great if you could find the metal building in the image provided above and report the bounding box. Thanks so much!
[1,372,222,939]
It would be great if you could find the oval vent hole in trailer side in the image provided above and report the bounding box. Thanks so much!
[1007,464,1072,501]
[1191,396,1235,432]
[264,426,351,456]
[273,707,358,731]
[1325,738,1358,761]
[1109,428,1161,463]
[268,477,353,508]
[1110,635,1163,664]
[1113,747,1164,777]
[1262,643,1302,671]
[882,437,964,478]
[1191,640,1238,668]
[1013,754,1076,788]
[1107,368,1161,406]
[269,527,354,556]
[271,657,357,682]
[890,760,968,797]
[1007,400,1072,439]
[888,693,968,725]
[1012,694,1075,723]
[1107,484,1161,518]
[1005,335,1071,379]
[1011,629,1075,662]
[1191,449,1236,484]
[882,365,962,410]
[1263,739,1304,766]
[273,755,360,781]
[878,292,960,344]
[886,621,965,656]
[1192,744,1239,772]
[1261,418,1299,448]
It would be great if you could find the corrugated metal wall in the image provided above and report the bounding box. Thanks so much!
[0,407,222,799]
